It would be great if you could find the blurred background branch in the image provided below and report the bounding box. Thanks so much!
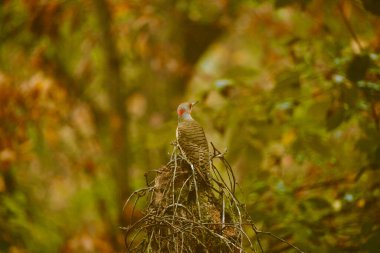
[0,0,379,252]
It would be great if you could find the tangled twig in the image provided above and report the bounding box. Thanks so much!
[121,143,304,253]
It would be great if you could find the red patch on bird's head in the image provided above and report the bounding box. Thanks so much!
[177,102,193,117]
[177,108,186,116]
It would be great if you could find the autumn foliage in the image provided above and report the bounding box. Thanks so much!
[1,0,380,252]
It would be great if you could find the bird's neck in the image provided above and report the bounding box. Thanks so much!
[178,112,193,122]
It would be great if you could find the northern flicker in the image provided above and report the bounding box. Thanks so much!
[176,101,210,184]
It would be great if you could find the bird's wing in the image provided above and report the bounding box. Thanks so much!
[177,120,209,169]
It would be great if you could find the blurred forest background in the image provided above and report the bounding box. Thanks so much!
[1,0,380,252]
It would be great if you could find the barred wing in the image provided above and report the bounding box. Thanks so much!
[177,120,210,171]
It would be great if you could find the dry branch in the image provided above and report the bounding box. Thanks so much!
[121,143,304,253]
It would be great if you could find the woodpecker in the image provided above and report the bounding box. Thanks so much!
[176,101,210,184]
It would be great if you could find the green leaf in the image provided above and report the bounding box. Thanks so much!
[274,70,301,98]
[325,107,346,131]
[357,80,380,91]
[346,54,371,82]
[276,70,300,89]
[305,197,331,210]
[312,136,329,157]
[341,86,359,107]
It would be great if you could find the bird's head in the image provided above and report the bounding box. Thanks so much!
[177,101,198,121]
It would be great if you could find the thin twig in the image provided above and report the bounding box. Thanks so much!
[252,226,305,253]
[338,0,363,52]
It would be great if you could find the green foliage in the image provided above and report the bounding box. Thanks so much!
[346,54,371,82]
[0,0,379,252]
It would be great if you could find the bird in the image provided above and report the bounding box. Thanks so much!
[176,101,210,184]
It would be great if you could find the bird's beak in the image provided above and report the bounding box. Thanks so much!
[191,101,199,107]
